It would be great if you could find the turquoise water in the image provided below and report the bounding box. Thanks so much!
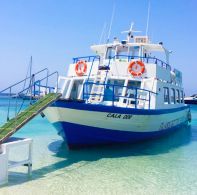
[1,99,197,195]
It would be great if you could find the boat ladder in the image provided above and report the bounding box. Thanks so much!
[88,69,108,103]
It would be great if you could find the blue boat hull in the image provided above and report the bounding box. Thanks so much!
[53,120,187,149]
[44,100,190,149]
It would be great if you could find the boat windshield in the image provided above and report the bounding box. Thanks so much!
[106,47,115,59]
[106,46,140,59]
[116,46,139,58]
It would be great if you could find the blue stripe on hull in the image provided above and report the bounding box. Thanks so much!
[53,121,188,149]
[51,100,190,115]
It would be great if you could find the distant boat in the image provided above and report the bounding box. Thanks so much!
[0,93,16,98]
[17,93,40,100]
[11,88,47,100]
[184,94,197,104]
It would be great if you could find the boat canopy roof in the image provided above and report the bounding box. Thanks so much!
[91,42,168,54]
[91,34,170,56]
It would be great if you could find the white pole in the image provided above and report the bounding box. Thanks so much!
[99,22,107,44]
[146,0,151,37]
[107,4,116,43]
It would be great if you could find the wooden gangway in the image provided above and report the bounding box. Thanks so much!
[0,93,61,144]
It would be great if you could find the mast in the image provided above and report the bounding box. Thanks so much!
[107,4,116,43]
[146,0,151,36]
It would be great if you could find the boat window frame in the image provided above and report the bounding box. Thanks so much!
[176,89,180,104]
[180,90,184,103]
[105,79,125,102]
[170,88,176,104]
[116,46,132,58]
[163,87,170,104]
[105,47,116,59]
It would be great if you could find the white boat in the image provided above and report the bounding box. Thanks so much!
[184,94,197,104]
[44,25,191,149]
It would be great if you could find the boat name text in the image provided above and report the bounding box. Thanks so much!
[159,117,185,130]
[106,113,133,119]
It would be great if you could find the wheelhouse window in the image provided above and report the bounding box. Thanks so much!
[106,47,115,59]
[116,46,132,59]
[170,88,175,104]
[164,87,169,104]
[176,89,180,103]
[180,90,184,103]
[115,45,140,60]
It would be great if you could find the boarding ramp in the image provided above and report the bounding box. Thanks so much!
[0,93,61,144]
[0,69,61,144]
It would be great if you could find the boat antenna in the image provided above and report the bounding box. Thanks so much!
[121,22,141,42]
[146,0,151,36]
[22,56,32,91]
[30,56,32,79]
[99,22,107,44]
[107,3,116,43]
[28,56,33,98]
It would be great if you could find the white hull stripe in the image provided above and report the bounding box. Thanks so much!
[44,107,189,133]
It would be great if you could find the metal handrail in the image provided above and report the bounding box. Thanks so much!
[86,56,100,83]
[0,69,59,121]
[111,55,171,70]
[0,68,48,94]
[71,55,171,71]
[73,55,99,63]
[84,81,157,94]
[34,71,59,94]
[83,81,157,109]
[15,71,59,115]
[15,71,58,95]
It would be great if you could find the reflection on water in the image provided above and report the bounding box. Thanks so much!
[48,125,192,162]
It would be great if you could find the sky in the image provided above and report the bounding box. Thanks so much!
[0,0,196,95]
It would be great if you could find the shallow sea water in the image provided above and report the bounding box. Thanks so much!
[0,98,197,195]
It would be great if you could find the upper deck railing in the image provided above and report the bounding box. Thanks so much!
[73,55,100,63]
[72,55,171,71]
[112,55,171,70]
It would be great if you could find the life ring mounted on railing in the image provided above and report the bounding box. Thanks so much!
[75,60,87,76]
[128,60,145,77]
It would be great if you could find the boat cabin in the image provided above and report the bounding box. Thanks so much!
[57,35,184,110]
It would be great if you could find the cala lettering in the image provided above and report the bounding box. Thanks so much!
[106,113,133,119]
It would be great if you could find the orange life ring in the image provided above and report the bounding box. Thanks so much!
[128,60,145,77]
[75,60,87,76]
